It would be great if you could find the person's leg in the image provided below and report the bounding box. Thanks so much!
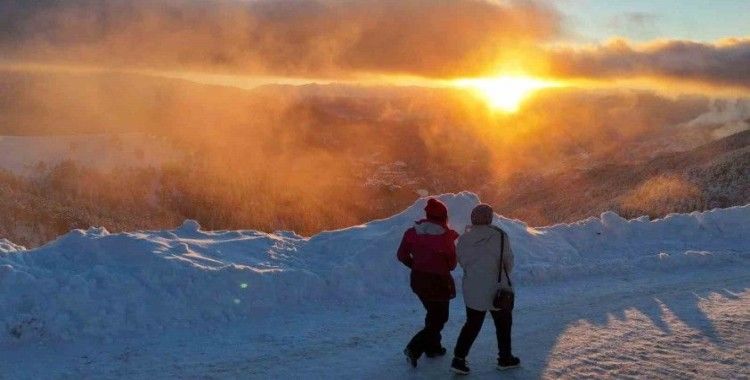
[406,298,431,355]
[453,307,487,359]
[490,309,513,359]
[424,300,449,352]
[407,298,448,353]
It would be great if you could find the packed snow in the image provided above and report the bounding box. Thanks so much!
[0,193,748,378]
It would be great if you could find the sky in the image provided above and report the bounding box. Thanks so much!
[0,0,748,98]
[553,0,750,43]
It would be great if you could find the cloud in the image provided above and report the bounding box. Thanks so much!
[546,38,750,89]
[608,12,658,30]
[606,12,659,40]
[0,0,560,78]
[4,1,746,90]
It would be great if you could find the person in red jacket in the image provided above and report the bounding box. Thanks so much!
[397,198,459,367]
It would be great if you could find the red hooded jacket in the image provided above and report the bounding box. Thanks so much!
[397,219,459,301]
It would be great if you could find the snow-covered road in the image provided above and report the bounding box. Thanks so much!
[4,263,747,379]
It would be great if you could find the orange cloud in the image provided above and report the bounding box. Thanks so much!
[546,38,750,89]
[4,1,747,91]
[0,0,560,78]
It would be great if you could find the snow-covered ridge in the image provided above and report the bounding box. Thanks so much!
[0,192,748,343]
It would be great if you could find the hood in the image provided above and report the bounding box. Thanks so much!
[414,220,446,236]
[462,224,503,245]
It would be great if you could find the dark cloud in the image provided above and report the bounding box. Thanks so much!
[609,12,658,30]
[606,12,659,39]
[547,38,750,88]
[0,0,560,78]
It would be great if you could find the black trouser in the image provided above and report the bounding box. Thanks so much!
[453,307,512,359]
[406,297,450,355]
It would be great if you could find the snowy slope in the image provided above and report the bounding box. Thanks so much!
[0,133,181,175]
[1,192,748,347]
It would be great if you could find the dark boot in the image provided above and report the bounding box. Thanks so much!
[450,357,470,375]
[404,348,420,368]
[425,346,447,358]
[497,355,520,370]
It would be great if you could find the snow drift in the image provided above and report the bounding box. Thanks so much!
[1,192,748,343]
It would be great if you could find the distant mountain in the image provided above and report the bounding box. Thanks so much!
[0,70,748,246]
[490,130,750,225]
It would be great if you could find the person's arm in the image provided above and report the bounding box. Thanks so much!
[396,229,414,268]
[446,239,457,271]
[455,239,465,268]
[446,230,459,270]
[502,231,514,274]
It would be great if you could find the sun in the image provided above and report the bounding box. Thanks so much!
[455,76,560,112]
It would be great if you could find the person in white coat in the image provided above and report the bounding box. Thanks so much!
[450,204,520,375]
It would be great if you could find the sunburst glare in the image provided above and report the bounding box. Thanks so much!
[455,76,562,112]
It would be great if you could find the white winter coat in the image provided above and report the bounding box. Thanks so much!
[457,225,514,311]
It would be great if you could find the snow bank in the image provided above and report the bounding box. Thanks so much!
[0,238,25,253]
[0,192,748,343]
